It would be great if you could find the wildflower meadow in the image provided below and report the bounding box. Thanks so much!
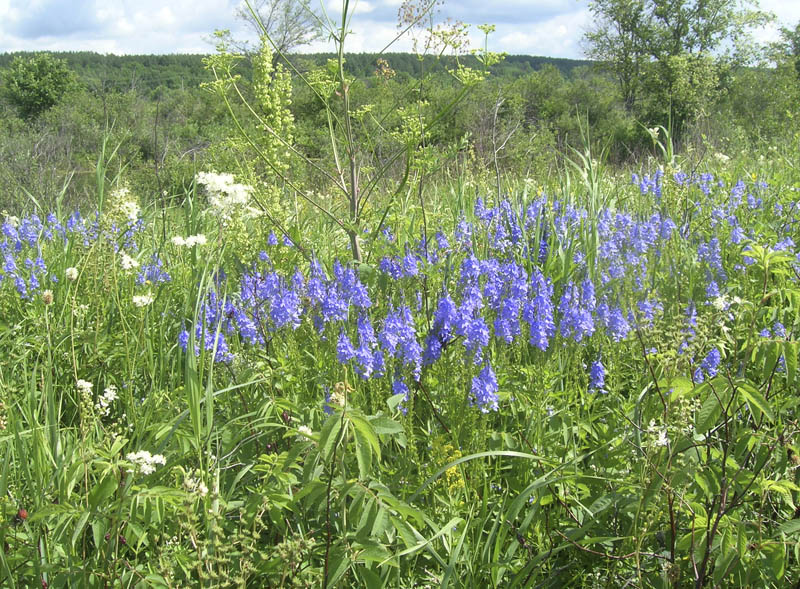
[1,146,799,587]
[2,1,800,587]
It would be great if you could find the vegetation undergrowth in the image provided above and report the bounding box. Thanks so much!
[1,1,800,587]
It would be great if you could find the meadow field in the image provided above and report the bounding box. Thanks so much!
[2,2,800,587]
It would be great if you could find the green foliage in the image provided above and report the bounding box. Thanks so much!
[584,0,772,136]
[1,52,77,120]
[1,117,800,586]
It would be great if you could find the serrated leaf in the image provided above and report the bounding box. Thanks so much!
[761,543,785,581]
[354,541,393,564]
[386,393,408,413]
[665,377,695,399]
[381,516,461,566]
[327,544,350,586]
[713,548,738,586]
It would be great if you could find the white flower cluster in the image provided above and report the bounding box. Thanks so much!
[126,450,166,475]
[646,419,670,448]
[296,425,313,440]
[65,267,79,281]
[171,234,208,247]
[120,251,139,271]
[76,379,93,395]
[110,187,141,222]
[96,385,118,417]
[183,473,209,497]
[195,171,253,218]
[133,292,155,307]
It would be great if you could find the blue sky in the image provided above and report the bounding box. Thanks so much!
[0,0,798,58]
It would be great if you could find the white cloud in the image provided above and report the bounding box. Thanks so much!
[492,10,591,58]
[0,0,796,57]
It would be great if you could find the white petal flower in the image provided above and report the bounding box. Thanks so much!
[185,234,207,247]
[120,252,139,271]
[133,293,155,307]
[127,450,166,475]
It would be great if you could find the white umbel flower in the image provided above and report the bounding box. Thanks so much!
[76,379,93,395]
[126,450,166,475]
[133,292,155,307]
[195,171,253,219]
[96,385,118,416]
[185,234,207,247]
[120,251,139,271]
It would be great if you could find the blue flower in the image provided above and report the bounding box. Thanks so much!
[471,363,499,413]
[136,255,171,286]
[589,360,605,392]
[393,378,410,414]
[523,268,555,350]
[558,280,595,343]
[700,349,721,379]
[337,330,356,364]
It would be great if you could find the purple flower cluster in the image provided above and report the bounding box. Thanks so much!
[0,210,146,299]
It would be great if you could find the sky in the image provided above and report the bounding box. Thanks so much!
[0,0,798,59]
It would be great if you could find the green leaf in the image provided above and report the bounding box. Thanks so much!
[353,427,373,479]
[319,413,344,463]
[381,517,462,566]
[327,544,350,586]
[784,342,798,386]
[739,383,775,423]
[761,543,786,581]
[409,450,549,502]
[713,548,737,586]
[665,377,694,399]
[88,472,119,511]
[354,541,394,564]
[778,519,800,536]
[763,341,781,382]
[357,567,385,586]
[351,415,381,459]
[71,510,91,550]
[368,415,404,435]
[695,389,723,434]
[386,393,407,413]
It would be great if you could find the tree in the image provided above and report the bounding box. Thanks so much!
[583,0,771,135]
[235,0,322,56]
[1,52,77,120]
[583,0,648,111]
[777,21,800,79]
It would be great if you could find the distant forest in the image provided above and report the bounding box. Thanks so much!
[0,51,591,93]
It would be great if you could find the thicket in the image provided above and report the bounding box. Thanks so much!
[0,37,797,215]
